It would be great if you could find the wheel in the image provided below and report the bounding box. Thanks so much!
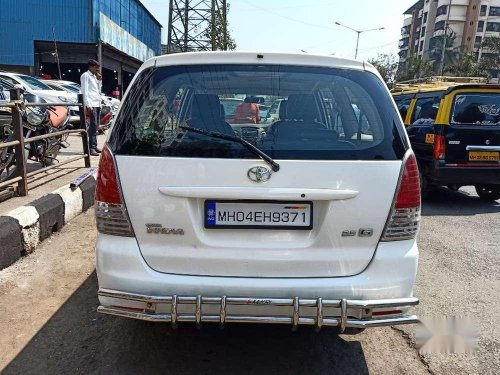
[0,135,18,183]
[42,137,61,166]
[475,185,500,202]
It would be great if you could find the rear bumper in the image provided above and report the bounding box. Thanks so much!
[429,162,500,185]
[97,290,419,331]
[96,234,419,329]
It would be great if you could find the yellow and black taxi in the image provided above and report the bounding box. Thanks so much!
[396,83,500,201]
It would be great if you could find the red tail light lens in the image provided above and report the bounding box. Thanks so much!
[95,146,134,237]
[433,135,446,160]
[395,153,421,209]
[381,152,421,241]
[96,146,122,204]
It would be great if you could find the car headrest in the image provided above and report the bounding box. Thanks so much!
[286,94,317,121]
[244,96,264,104]
[279,100,288,119]
[190,94,222,121]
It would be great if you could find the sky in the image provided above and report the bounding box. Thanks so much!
[141,0,417,60]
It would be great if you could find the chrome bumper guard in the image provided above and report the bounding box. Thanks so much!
[97,289,419,332]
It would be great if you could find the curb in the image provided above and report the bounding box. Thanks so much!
[0,172,97,270]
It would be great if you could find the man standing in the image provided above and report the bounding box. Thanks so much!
[80,59,102,156]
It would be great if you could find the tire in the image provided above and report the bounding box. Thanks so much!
[42,137,61,166]
[475,185,500,202]
[0,134,18,183]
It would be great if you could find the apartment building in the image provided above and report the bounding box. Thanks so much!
[399,0,500,62]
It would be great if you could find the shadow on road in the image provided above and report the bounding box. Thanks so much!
[3,272,369,375]
[422,186,500,217]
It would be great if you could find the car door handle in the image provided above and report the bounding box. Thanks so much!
[158,187,359,201]
[466,145,500,151]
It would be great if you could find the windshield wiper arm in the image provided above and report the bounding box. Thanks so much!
[179,125,280,172]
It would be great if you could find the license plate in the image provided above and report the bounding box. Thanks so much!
[468,151,499,162]
[204,201,313,229]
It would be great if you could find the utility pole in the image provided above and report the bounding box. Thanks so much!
[52,27,62,79]
[439,0,452,76]
[334,22,385,59]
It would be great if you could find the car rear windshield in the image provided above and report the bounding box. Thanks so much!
[451,92,500,125]
[109,64,407,160]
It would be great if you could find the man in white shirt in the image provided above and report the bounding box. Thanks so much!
[80,59,102,156]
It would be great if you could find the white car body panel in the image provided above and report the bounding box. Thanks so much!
[117,157,401,277]
[96,233,417,303]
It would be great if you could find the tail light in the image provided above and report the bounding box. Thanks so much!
[433,135,446,160]
[95,146,134,237]
[381,152,421,241]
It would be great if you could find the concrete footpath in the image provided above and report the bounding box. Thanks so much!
[0,133,105,270]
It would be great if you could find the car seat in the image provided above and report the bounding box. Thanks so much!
[188,94,235,135]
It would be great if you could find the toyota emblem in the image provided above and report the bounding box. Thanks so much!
[247,166,272,182]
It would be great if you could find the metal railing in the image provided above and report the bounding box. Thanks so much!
[0,89,91,195]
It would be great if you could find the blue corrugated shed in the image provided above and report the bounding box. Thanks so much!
[94,0,162,56]
[0,0,161,67]
[0,0,93,66]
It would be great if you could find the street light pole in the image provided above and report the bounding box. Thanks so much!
[335,22,385,59]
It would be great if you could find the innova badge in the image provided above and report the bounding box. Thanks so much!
[247,166,272,182]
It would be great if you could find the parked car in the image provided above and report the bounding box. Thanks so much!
[0,78,14,139]
[405,84,500,201]
[46,79,121,116]
[0,73,79,124]
[95,52,420,332]
[0,77,11,105]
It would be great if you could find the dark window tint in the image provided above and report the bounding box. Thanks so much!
[394,96,412,121]
[490,6,500,16]
[477,21,484,32]
[480,5,487,16]
[411,95,442,123]
[451,93,500,125]
[436,5,448,16]
[435,21,445,31]
[486,22,500,32]
[109,64,407,161]
[475,36,482,49]
[18,75,51,90]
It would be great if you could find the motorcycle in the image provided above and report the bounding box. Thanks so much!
[0,93,71,183]
[98,104,113,133]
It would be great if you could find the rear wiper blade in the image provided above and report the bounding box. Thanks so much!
[179,125,280,172]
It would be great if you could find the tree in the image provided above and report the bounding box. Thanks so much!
[447,52,489,77]
[396,55,435,82]
[205,3,237,51]
[428,34,457,66]
[480,37,500,70]
[367,53,399,88]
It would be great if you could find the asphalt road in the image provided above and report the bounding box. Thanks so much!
[0,186,498,374]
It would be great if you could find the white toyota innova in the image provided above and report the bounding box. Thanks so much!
[95,52,420,332]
